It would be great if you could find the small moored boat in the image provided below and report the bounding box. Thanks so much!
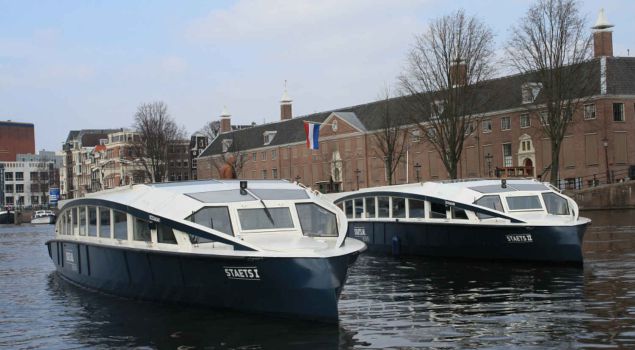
[31,210,56,224]
[46,180,366,321]
[327,179,590,265]
[0,209,14,224]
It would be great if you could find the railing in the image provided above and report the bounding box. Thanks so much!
[558,167,633,191]
[495,166,534,178]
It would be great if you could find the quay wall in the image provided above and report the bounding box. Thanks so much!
[567,181,635,211]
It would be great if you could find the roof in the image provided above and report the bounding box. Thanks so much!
[0,121,34,128]
[201,57,634,158]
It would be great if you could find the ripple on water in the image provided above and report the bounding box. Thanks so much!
[2,214,635,349]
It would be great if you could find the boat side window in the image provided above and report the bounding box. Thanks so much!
[378,197,390,218]
[451,207,469,220]
[364,197,376,218]
[238,207,294,230]
[71,207,78,235]
[157,224,177,244]
[344,200,353,219]
[78,206,87,236]
[113,210,128,240]
[408,199,426,218]
[430,201,447,219]
[187,207,234,236]
[354,198,363,219]
[542,192,570,215]
[392,197,406,218]
[99,208,111,238]
[506,195,542,211]
[296,203,338,237]
[88,206,97,237]
[65,210,72,235]
[474,195,504,219]
[133,217,151,242]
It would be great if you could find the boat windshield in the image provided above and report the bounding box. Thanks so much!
[238,208,294,230]
[296,203,338,237]
[542,192,570,215]
[506,195,542,211]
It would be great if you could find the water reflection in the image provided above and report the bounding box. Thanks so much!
[340,255,587,348]
[45,272,357,349]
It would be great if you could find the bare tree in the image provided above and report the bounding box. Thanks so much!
[399,9,495,179]
[372,89,409,185]
[211,135,247,179]
[133,101,186,183]
[198,120,220,143]
[507,0,592,185]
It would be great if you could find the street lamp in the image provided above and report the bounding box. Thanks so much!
[603,138,610,184]
[414,162,421,182]
[485,153,493,177]
[354,168,361,190]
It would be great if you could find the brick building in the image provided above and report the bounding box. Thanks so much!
[0,121,35,162]
[198,19,635,192]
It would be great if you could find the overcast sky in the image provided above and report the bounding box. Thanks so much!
[1,0,633,152]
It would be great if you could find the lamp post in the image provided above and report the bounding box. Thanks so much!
[603,138,610,184]
[414,162,421,182]
[354,168,361,190]
[485,153,493,177]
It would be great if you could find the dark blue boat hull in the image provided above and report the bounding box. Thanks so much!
[347,221,587,265]
[46,240,360,322]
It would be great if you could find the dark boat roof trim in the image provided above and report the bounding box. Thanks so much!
[334,191,524,223]
[59,198,257,251]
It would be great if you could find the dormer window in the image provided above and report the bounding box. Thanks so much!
[521,83,542,104]
[263,131,277,145]
[431,100,445,118]
[221,139,233,153]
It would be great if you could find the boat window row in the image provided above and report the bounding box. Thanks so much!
[474,192,570,216]
[337,196,469,220]
[57,205,178,244]
[185,203,338,237]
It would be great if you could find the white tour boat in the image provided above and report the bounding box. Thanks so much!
[31,210,56,224]
[327,179,590,265]
[46,180,366,321]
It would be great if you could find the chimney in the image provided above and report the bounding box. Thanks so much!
[450,58,467,87]
[592,8,614,58]
[220,106,231,134]
[280,80,292,121]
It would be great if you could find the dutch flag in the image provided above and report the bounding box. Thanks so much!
[304,122,320,150]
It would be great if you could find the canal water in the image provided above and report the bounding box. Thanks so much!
[1,210,634,349]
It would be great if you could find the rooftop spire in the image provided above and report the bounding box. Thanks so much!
[592,8,614,30]
[280,80,292,103]
[220,105,231,118]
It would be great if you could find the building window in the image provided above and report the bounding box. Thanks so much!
[521,82,542,104]
[261,152,267,161]
[502,143,513,167]
[411,129,421,143]
[261,170,267,179]
[584,104,596,120]
[222,139,232,152]
[501,116,511,131]
[272,149,277,160]
[539,111,549,125]
[5,172,13,181]
[520,114,530,128]
[613,103,625,122]
[5,185,13,193]
[15,184,24,193]
[332,120,338,132]
[482,119,492,133]
[252,152,257,161]
[15,172,24,181]
[272,168,278,179]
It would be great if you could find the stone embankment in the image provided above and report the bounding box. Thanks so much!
[567,181,635,211]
